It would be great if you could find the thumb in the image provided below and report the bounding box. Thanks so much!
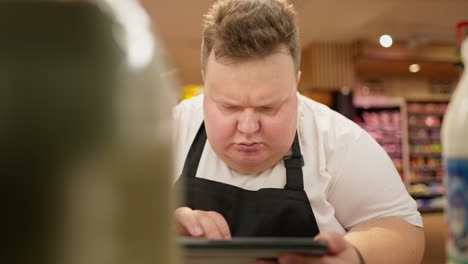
[314,231,347,255]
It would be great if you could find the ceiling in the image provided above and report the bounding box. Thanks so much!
[140,0,468,84]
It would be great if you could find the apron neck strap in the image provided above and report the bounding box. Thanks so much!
[180,122,207,179]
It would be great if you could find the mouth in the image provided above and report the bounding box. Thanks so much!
[235,142,261,152]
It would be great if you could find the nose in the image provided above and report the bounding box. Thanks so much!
[237,109,260,135]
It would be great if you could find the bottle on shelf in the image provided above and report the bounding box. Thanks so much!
[442,20,468,264]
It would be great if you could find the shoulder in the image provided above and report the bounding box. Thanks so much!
[297,94,422,229]
[173,94,204,131]
[172,94,204,177]
[173,94,204,119]
[297,93,367,153]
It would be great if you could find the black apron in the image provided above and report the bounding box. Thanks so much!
[174,123,319,237]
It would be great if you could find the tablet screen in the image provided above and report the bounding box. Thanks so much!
[180,237,328,264]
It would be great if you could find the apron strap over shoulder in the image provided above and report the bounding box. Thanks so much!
[180,122,206,179]
[283,132,305,191]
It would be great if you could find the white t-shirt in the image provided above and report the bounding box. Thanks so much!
[173,93,423,234]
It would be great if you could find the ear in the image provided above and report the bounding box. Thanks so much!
[296,70,301,86]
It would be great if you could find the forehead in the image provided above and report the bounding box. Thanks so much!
[203,51,297,105]
[204,50,296,81]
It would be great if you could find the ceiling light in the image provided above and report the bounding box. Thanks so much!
[409,64,420,73]
[379,34,393,48]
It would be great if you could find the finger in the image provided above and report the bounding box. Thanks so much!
[174,207,204,237]
[196,211,224,239]
[278,253,325,264]
[206,211,231,239]
[314,231,347,255]
[278,254,309,264]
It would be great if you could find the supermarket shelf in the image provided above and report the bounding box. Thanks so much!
[412,166,443,172]
[407,101,448,189]
[410,152,442,158]
[409,138,441,144]
[408,125,441,129]
[407,112,445,116]
[418,206,444,213]
[411,192,444,199]
[410,178,443,185]
[415,194,445,213]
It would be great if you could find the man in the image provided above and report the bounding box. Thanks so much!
[173,0,424,263]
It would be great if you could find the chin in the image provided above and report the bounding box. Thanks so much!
[232,164,263,175]
[230,156,273,175]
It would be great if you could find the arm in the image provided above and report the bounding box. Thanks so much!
[270,217,424,264]
[326,127,424,262]
[267,116,425,263]
[344,216,424,264]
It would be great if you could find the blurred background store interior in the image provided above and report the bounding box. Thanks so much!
[139,1,467,263]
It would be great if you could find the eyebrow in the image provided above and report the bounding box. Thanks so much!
[214,95,289,109]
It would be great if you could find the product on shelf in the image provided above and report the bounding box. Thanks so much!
[407,101,449,212]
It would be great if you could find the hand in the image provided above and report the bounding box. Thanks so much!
[174,207,231,239]
[254,231,362,264]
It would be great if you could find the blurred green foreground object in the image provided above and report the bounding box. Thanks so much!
[0,1,177,264]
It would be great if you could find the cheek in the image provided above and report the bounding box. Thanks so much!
[204,102,236,146]
[261,106,297,144]
[261,120,291,141]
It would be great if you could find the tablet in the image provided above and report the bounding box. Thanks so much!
[180,237,328,264]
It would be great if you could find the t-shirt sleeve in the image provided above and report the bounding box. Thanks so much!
[172,102,186,182]
[326,130,423,229]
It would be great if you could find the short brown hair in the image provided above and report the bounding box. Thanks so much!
[201,0,300,71]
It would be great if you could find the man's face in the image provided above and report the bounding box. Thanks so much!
[203,50,300,174]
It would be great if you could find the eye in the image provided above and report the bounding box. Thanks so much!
[221,104,240,112]
[258,106,274,113]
